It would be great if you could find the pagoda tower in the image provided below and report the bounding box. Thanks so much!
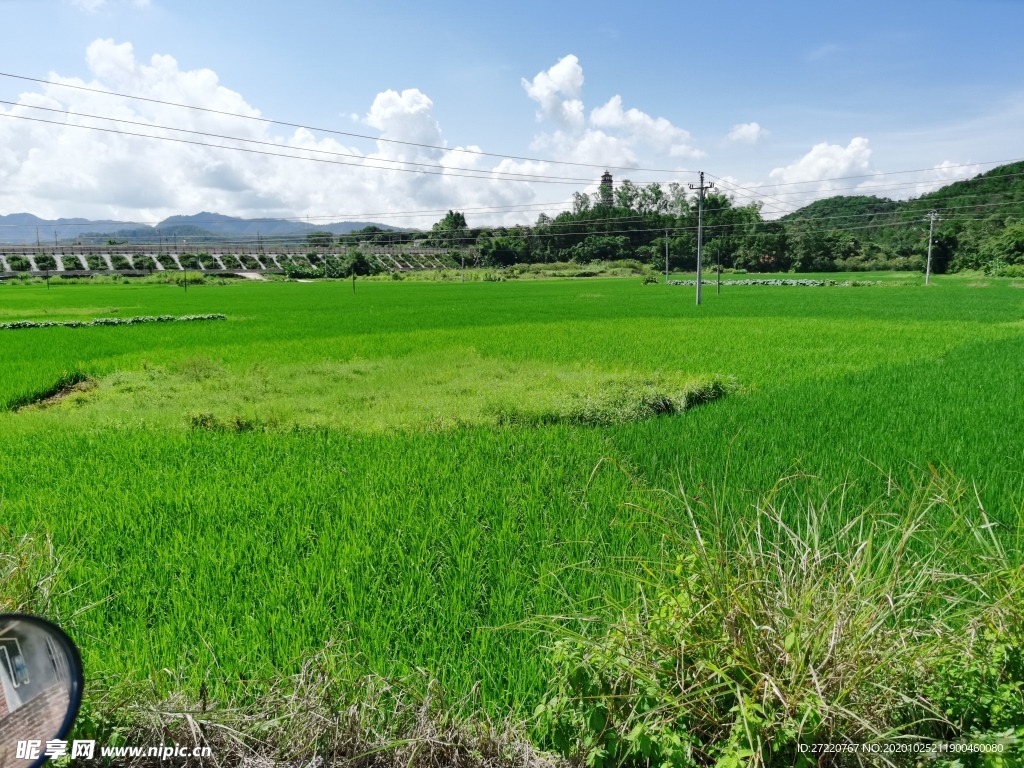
[599,171,613,207]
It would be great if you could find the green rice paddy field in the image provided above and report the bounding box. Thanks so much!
[1,273,1023,717]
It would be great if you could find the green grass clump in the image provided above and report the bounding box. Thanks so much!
[85,255,107,270]
[493,375,733,426]
[156,253,178,270]
[7,255,30,271]
[110,254,132,270]
[35,254,57,270]
[221,254,243,269]
[60,254,83,270]
[536,474,1024,766]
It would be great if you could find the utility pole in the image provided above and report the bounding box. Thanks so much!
[665,228,669,282]
[461,252,465,283]
[688,171,715,306]
[36,227,40,248]
[926,210,939,286]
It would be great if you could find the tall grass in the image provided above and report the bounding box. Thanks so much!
[536,472,1024,766]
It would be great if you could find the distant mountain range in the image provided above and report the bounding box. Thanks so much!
[0,211,400,244]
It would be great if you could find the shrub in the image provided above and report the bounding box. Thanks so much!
[60,255,83,270]
[239,255,261,269]
[283,262,323,279]
[995,264,1024,278]
[7,256,30,271]
[198,253,219,269]
[641,274,660,285]
[565,235,632,263]
[601,259,645,272]
[493,376,733,428]
[86,255,107,270]
[188,411,264,433]
[110,255,132,270]
[178,253,201,269]
[156,253,178,270]
[342,252,376,277]
[35,255,57,270]
[221,255,243,270]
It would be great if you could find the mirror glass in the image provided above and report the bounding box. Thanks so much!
[0,616,82,768]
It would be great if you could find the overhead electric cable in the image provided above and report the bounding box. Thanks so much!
[0,112,619,185]
[0,70,703,176]
[0,100,666,183]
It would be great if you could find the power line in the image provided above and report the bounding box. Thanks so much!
[712,171,1024,216]
[2,182,1020,242]
[0,70,701,176]
[710,167,1024,207]
[4,103,1021,219]
[0,112,613,185]
[5,69,1020,193]
[707,158,1023,190]
[0,100,668,184]
[3,195,1021,247]
[8,209,1014,252]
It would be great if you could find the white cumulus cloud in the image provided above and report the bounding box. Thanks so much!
[0,39,549,227]
[716,138,875,217]
[725,122,766,144]
[906,160,981,197]
[0,45,708,228]
[521,55,585,128]
[769,137,873,187]
[521,54,703,182]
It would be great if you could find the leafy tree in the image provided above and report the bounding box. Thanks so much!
[480,236,529,267]
[431,210,469,248]
[305,231,334,249]
[565,235,631,263]
[571,192,590,215]
[980,222,1024,267]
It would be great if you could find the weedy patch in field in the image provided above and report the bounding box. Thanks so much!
[77,649,562,768]
[13,350,734,433]
[16,376,98,411]
[491,375,734,427]
[535,471,1024,767]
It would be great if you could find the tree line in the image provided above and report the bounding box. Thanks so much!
[304,162,1024,275]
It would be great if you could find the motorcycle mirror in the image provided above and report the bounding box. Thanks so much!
[0,615,84,768]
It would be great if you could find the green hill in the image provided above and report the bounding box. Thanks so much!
[777,162,1024,273]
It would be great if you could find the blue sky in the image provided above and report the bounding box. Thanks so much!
[0,0,1021,224]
